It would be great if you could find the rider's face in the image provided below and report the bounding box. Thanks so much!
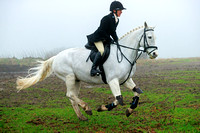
[117,10,122,17]
[113,10,122,17]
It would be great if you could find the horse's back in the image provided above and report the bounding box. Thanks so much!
[52,47,103,83]
[51,48,86,78]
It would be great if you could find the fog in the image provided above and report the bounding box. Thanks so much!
[0,0,200,58]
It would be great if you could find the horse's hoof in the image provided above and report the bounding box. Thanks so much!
[85,110,93,115]
[97,105,108,112]
[97,105,103,112]
[126,108,133,117]
[79,116,88,121]
[126,109,131,117]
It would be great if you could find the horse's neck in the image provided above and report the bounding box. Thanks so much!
[119,29,143,60]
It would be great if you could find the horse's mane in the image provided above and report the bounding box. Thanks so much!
[119,26,144,40]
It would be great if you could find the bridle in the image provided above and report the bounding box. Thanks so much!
[113,27,158,85]
[141,28,158,55]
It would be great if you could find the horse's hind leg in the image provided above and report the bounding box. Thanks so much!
[70,99,88,121]
[65,74,92,121]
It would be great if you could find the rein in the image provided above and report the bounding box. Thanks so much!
[113,28,158,85]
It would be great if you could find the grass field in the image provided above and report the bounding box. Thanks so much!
[0,57,199,132]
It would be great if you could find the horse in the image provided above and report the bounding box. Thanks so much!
[16,22,158,121]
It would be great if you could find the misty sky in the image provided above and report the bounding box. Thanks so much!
[0,0,200,58]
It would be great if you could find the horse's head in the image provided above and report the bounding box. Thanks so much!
[139,22,158,59]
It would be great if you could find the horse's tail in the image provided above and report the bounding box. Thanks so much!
[16,56,55,92]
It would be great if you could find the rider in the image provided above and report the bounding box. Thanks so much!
[87,1,126,76]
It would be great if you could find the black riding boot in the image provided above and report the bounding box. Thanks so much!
[90,52,102,76]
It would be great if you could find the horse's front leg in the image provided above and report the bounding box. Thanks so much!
[97,78,123,112]
[124,78,143,117]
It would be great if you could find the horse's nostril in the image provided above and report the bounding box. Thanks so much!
[152,52,158,58]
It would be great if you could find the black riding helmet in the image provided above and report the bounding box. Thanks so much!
[110,1,126,11]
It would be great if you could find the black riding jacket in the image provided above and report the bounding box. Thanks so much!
[87,13,119,44]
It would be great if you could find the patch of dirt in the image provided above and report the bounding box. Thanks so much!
[26,118,45,125]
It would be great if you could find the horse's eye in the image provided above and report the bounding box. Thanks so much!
[148,36,152,39]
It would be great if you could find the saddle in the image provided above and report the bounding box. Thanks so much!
[85,43,111,84]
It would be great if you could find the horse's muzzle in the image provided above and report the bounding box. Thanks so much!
[149,51,158,59]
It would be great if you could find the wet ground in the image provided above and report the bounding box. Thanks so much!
[0,58,200,132]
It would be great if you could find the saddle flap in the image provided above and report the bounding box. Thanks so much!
[89,44,110,64]
[87,44,111,84]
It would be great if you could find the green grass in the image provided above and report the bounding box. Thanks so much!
[0,57,200,132]
[27,87,53,93]
[1,85,199,132]
[1,107,77,132]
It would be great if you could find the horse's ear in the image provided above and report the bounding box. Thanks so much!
[144,22,148,28]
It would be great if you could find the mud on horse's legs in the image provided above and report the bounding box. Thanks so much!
[66,74,92,121]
